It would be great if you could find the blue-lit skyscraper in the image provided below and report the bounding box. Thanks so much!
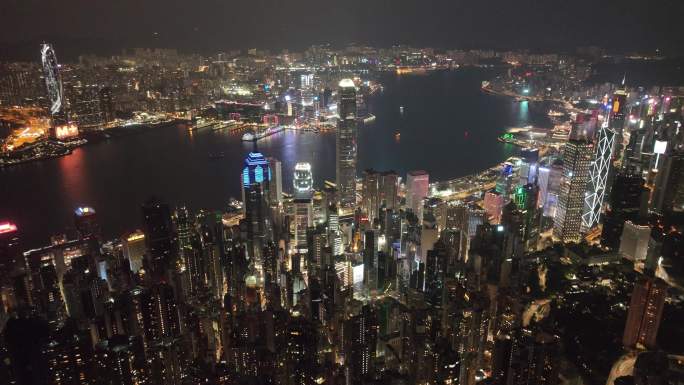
[242,151,272,189]
[241,151,272,267]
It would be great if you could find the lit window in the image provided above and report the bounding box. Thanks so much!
[255,166,264,183]
[243,167,250,186]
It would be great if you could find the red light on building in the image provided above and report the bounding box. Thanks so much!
[262,114,279,126]
[53,123,79,140]
[0,222,18,234]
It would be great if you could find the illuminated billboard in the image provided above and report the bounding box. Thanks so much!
[654,140,668,155]
[0,222,18,234]
[54,123,79,140]
[353,263,364,284]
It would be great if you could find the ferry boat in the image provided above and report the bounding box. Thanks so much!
[241,125,285,142]
[191,119,216,131]
[212,120,239,131]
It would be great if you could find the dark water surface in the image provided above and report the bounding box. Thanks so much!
[0,68,551,247]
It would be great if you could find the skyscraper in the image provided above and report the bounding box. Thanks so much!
[583,118,617,230]
[362,169,398,224]
[363,229,379,291]
[407,170,429,221]
[123,230,146,273]
[293,162,313,193]
[267,157,283,206]
[515,183,541,252]
[41,44,66,125]
[553,140,593,243]
[336,79,357,209]
[327,203,344,256]
[601,173,647,249]
[506,329,561,385]
[496,162,515,200]
[519,147,539,185]
[73,85,105,130]
[345,305,377,382]
[73,206,99,240]
[623,275,667,350]
[610,89,628,163]
[652,151,684,213]
[141,198,175,273]
[484,190,505,224]
[99,87,115,124]
[618,221,651,262]
[0,221,21,281]
[542,160,563,218]
[362,170,379,222]
[293,162,314,254]
[94,336,148,385]
[242,151,272,264]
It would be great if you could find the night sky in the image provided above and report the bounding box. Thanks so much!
[0,0,682,59]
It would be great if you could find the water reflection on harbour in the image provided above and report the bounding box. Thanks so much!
[57,147,90,206]
[518,100,530,122]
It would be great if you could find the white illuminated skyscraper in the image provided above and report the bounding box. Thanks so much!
[583,117,616,230]
[294,162,313,193]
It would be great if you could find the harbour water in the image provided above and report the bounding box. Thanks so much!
[0,68,552,247]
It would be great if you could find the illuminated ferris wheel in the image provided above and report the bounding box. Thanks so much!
[41,43,63,116]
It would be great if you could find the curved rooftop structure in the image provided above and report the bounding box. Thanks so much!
[339,78,355,88]
[242,152,271,187]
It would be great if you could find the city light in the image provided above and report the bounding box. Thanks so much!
[54,123,79,140]
[0,12,681,385]
[0,222,18,234]
[75,206,95,216]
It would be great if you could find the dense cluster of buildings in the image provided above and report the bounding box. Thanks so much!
[0,44,683,385]
[0,44,633,150]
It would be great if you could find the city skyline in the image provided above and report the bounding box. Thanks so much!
[0,11,683,385]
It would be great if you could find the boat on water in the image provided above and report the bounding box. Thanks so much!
[191,119,216,131]
[241,126,285,142]
[212,120,239,131]
[399,106,404,114]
